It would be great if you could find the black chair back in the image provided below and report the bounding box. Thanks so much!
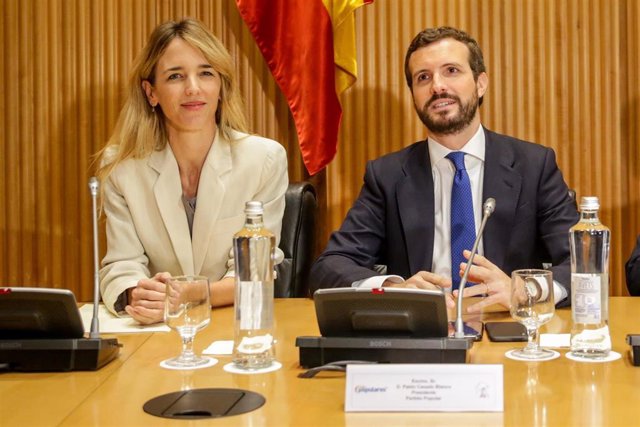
[274,182,317,298]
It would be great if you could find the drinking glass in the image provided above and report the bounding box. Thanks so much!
[509,269,555,360]
[162,275,212,369]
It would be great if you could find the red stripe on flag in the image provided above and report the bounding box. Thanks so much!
[236,0,342,175]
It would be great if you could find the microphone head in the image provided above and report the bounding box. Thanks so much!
[483,198,496,215]
[88,177,99,196]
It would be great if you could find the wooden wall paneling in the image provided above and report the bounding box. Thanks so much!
[19,1,34,285]
[3,0,16,282]
[32,1,49,288]
[77,0,93,300]
[0,0,6,285]
[0,0,306,299]
[622,0,640,294]
[1,0,638,297]
[325,0,633,294]
[62,0,80,297]
[44,1,59,292]
[3,0,18,283]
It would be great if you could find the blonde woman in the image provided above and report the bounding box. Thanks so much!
[97,19,288,324]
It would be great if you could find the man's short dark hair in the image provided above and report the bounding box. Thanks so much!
[404,26,486,90]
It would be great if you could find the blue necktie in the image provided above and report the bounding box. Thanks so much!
[447,152,476,290]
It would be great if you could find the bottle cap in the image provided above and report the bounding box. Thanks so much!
[580,196,599,211]
[244,200,264,215]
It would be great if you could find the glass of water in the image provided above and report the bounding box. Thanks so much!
[509,269,555,360]
[162,275,212,369]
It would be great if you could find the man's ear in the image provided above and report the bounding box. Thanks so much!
[142,80,156,107]
[477,72,489,98]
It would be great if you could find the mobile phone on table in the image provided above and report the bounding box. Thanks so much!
[485,321,527,342]
[448,321,484,341]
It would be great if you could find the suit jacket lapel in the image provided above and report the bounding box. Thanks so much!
[397,142,434,273]
[149,145,195,275]
[482,130,521,269]
[192,131,231,274]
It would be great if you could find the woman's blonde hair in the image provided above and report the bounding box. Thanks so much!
[96,18,247,182]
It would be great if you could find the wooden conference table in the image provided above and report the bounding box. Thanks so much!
[2,297,640,427]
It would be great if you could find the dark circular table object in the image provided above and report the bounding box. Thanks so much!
[143,388,266,419]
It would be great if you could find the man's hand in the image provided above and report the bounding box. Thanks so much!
[384,271,455,309]
[452,250,511,313]
[125,272,171,325]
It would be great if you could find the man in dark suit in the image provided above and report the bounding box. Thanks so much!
[310,27,579,312]
[626,236,640,296]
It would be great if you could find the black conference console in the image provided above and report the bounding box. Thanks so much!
[296,336,473,368]
[0,337,120,372]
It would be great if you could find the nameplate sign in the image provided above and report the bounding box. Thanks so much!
[345,364,503,412]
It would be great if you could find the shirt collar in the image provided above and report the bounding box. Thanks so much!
[427,125,486,168]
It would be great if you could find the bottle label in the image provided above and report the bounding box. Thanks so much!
[239,280,267,330]
[571,274,602,323]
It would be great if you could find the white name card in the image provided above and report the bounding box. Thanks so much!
[345,364,503,412]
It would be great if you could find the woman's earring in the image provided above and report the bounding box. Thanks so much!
[151,104,156,113]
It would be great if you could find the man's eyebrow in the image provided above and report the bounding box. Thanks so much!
[441,61,464,68]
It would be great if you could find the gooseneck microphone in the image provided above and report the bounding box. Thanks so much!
[0,177,119,371]
[454,198,496,338]
[88,177,101,339]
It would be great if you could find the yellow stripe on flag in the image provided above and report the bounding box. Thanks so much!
[321,0,370,95]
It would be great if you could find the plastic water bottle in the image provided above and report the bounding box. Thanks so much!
[569,196,611,358]
[232,201,276,369]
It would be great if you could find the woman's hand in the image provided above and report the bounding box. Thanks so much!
[125,272,171,325]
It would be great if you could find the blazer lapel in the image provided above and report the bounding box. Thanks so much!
[192,131,231,274]
[481,130,522,269]
[397,142,434,273]
[149,145,195,275]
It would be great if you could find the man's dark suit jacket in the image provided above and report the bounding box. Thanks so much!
[310,128,579,307]
[626,235,640,296]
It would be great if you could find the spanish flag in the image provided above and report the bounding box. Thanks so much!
[236,0,373,175]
